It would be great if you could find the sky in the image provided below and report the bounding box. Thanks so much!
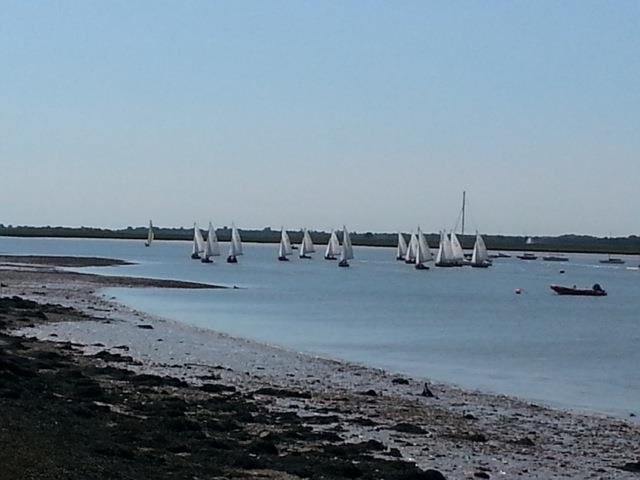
[1,1,639,236]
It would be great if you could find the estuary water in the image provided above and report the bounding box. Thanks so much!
[2,236,639,417]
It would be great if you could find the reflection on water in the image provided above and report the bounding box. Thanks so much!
[2,236,639,417]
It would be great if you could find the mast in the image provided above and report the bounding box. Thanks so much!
[461,190,466,236]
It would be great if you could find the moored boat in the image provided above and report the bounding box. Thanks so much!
[550,284,607,296]
[517,253,538,260]
[600,254,625,264]
[543,255,569,262]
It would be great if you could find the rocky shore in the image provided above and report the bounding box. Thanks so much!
[1,256,639,479]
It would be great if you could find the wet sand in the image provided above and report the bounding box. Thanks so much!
[1,257,639,479]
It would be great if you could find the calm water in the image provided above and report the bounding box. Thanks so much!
[2,236,639,417]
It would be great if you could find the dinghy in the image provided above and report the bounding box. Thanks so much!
[201,222,220,263]
[470,232,491,268]
[144,220,154,247]
[404,233,418,264]
[414,232,430,270]
[435,231,460,267]
[550,284,607,296]
[278,228,293,261]
[396,232,408,260]
[191,223,205,259]
[417,228,433,264]
[227,223,242,263]
[325,230,340,260]
[299,229,315,259]
[338,226,354,268]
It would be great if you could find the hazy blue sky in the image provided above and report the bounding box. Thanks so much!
[2,1,638,235]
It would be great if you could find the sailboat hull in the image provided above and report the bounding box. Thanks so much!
[324,255,337,260]
[278,256,289,262]
[191,253,200,260]
[415,263,429,270]
[201,258,213,264]
[226,256,238,264]
[299,255,312,259]
[470,263,491,268]
[338,260,349,268]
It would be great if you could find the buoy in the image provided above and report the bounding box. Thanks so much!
[515,288,522,294]
[559,270,565,274]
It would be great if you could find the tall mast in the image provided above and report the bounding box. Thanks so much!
[461,190,466,236]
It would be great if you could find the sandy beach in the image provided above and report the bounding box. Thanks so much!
[1,256,639,479]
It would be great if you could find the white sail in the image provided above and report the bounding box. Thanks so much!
[146,220,154,245]
[280,228,293,256]
[207,222,221,257]
[325,230,340,258]
[435,230,456,266]
[193,223,206,257]
[202,230,213,261]
[300,229,315,257]
[397,232,408,259]
[471,232,489,265]
[416,235,429,266]
[450,232,464,263]
[405,233,418,262]
[231,224,243,255]
[417,228,433,262]
[342,226,354,260]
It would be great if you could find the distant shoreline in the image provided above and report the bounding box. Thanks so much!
[2,227,640,255]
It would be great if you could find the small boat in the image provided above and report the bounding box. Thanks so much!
[435,231,462,267]
[404,233,418,264]
[543,255,568,262]
[324,230,340,260]
[299,229,315,259]
[414,232,430,270]
[470,232,491,268]
[450,232,465,265]
[517,253,538,260]
[227,223,242,263]
[417,228,433,264]
[278,228,293,261]
[550,284,607,296]
[191,223,205,259]
[201,222,220,263]
[144,220,154,247]
[489,252,511,259]
[338,226,354,267]
[600,254,625,264]
[396,232,408,261]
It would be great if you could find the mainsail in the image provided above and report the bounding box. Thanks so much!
[450,232,464,264]
[145,220,154,246]
[299,229,315,257]
[405,233,418,262]
[192,223,205,258]
[417,228,433,262]
[231,224,243,255]
[341,226,354,260]
[471,232,489,266]
[207,222,220,257]
[325,230,340,259]
[280,228,293,257]
[397,232,408,260]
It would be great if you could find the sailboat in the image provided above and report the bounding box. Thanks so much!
[450,232,465,265]
[144,220,154,247]
[470,231,491,268]
[227,224,242,263]
[325,230,340,260]
[191,223,205,260]
[299,229,315,259]
[404,233,418,264]
[435,230,459,267]
[278,228,293,261]
[396,232,408,260]
[201,222,220,263]
[338,226,354,268]
[415,234,430,270]
[417,228,433,264]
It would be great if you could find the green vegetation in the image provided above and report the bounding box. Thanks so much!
[1,225,639,254]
